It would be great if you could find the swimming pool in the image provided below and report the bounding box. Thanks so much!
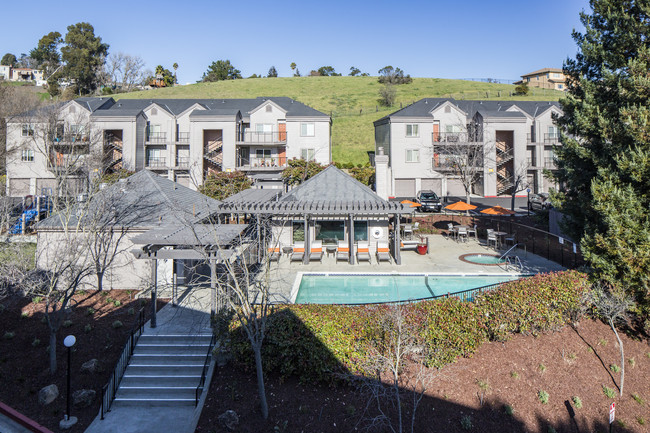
[291,273,522,305]
[459,253,506,266]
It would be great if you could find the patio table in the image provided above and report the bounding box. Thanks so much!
[282,246,293,258]
[325,245,337,257]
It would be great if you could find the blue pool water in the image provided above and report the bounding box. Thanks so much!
[293,273,520,305]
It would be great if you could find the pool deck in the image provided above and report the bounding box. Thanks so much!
[266,234,565,303]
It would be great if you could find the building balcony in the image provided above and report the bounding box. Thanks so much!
[175,156,190,168]
[237,156,287,171]
[146,157,167,168]
[146,132,168,144]
[544,158,556,169]
[544,133,560,144]
[237,131,288,145]
[432,131,483,144]
[176,132,190,143]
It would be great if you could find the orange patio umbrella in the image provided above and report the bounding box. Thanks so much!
[400,199,422,208]
[444,201,477,212]
[480,205,516,215]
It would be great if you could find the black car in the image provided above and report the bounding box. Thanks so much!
[528,192,552,210]
[416,190,442,212]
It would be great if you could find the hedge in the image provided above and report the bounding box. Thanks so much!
[228,270,589,384]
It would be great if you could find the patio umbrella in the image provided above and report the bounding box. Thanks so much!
[480,206,516,231]
[444,201,477,223]
[400,200,422,208]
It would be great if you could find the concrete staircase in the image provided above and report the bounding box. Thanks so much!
[113,334,213,407]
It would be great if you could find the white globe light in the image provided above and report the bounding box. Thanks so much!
[63,335,76,348]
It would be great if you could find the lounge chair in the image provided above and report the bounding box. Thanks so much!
[267,245,281,262]
[336,240,349,261]
[376,241,391,263]
[290,241,305,262]
[357,241,371,263]
[309,240,323,262]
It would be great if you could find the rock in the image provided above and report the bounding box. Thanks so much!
[80,359,103,374]
[218,410,239,431]
[72,389,96,408]
[38,384,59,405]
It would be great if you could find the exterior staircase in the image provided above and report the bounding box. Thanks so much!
[113,333,213,407]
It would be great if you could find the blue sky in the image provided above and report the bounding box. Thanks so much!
[1,0,590,83]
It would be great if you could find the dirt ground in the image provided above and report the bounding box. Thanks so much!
[0,290,166,433]
[197,319,649,433]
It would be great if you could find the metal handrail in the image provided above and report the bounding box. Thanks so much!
[101,307,145,420]
[195,332,217,406]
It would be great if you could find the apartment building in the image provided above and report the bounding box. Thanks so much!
[514,68,567,91]
[5,96,331,196]
[373,98,562,199]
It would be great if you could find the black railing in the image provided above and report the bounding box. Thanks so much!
[237,131,287,144]
[432,131,483,144]
[101,307,145,420]
[146,132,167,143]
[177,132,190,142]
[195,332,217,406]
[146,157,166,168]
[176,157,190,168]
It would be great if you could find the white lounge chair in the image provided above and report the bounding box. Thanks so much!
[291,241,305,262]
[309,240,323,262]
[336,240,349,262]
[376,241,391,263]
[356,241,371,263]
[267,244,281,262]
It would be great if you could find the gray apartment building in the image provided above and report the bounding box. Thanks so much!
[373,98,562,199]
[5,96,331,196]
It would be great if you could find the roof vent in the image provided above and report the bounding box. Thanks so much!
[425,100,428,104]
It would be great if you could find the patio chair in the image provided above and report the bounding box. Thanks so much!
[376,241,391,263]
[402,224,413,240]
[504,232,516,247]
[309,240,323,262]
[486,229,498,249]
[267,245,281,262]
[467,224,477,239]
[357,241,371,263]
[290,241,305,262]
[457,226,468,243]
[336,240,349,262]
[447,223,456,240]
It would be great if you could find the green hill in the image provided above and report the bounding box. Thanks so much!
[115,77,562,165]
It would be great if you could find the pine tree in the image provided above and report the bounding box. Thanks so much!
[554,0,650,312]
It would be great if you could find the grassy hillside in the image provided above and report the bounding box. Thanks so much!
[115,77,562,165]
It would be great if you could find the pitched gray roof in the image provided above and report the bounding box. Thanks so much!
[37,170,221,230]
[281,165,386,204]
[223,188,282,203]
[75,97,115,112]
[375,98,561,124]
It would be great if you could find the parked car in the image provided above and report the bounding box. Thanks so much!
[416,190,442,212]
[528,192,552,210]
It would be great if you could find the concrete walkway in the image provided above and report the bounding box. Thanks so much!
[84,288,213,433]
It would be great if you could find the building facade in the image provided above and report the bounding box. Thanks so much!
[0,66,45,85]
[514,68,567,91]
[5,97,331,196]
[373,98,562,199]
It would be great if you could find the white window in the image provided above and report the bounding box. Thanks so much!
[265,105,273,112]
[300,123,315,137]
[406,149,420,163]
[255,123,273,133]
[21,124,34,137]
[301,148,315,161]
[406,124,419,137]
[21,149,34,162]
[548,126,559,139]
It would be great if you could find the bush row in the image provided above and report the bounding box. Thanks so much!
[228,271,589,384]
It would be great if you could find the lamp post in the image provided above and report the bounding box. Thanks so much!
[527,188,531,217]
[60,335,77,429]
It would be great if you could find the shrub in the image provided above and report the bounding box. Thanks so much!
[538,390,549,404]
[610,364,621,373]
[31,338,40,347]
[228,271,588,384]
[638,417,645,426]
[602,386,616,399]
[510,371,519,379]
[0,305,5,313]
[112,320,123,329]
[32,296,42,304]
[21,312,29,318]
[631,393,644,405]
[504,404,514,416]
[128,307,135,315]
[84,324,92,333]
[86,308,95,316]
[538,363,547,373]
[572,396,582,409]
[460,415,473,430]
[628,357,635,368]
[113,300,121,307]
[3,331,15,340]
[62,320,73,328]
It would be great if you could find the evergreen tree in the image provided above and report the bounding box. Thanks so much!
[201,60,241,82]
[0,53,16,66]
[554,0,650,312]
[60,22,109,94]
[267,66,278,77]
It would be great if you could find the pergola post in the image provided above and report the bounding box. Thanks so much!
[256,215,261,262]
[303,215,310,265]
[394,215,401,265]
[348,214,355,265]
[210,254,217,321]
[150,258,157,328]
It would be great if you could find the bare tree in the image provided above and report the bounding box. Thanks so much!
[509,162,529,211]
[356,304,432,433]
[0,85,41,174]
[584,284,634,397]
[106,52,146,92]
[433,124,492,204]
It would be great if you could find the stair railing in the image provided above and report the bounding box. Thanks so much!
[195,333,217,406]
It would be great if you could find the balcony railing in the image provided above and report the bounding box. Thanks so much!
[544,133,559,143]
[146,157,166,168]
[146,132,167,143]
[177,132,190,143]
[544,158,556,168]
[237,156,287,170]
[52,134,90,144]
[432,131,483,144]
[237,131,287,144]
[176,156,190,168]
[432,154,483,170]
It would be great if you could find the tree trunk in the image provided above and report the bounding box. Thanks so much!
[610,319,625,396]
[253,345,269,419]
[49,332,57,373]
[97,270,104,291]
[394,377,402,433]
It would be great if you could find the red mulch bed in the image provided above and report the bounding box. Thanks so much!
[0,290,167,433]
[197,319,649,432]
